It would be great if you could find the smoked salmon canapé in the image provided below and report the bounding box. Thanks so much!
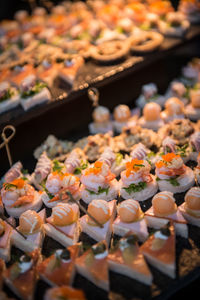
[41,160,81,208]
[155,152,195,193]
[11,209,46,253]
[79,199,116,245]
[113,199,148,243]
[4,249,42,300]
[80,160,119,204]
[44,285,86,300]
[75,240,109,291]
[37,245,80,287]
[1,178,43,218]
[0,81,20,114]
[108,234,153,286]
[179,187,200,227]
[119,159,158,201]
[19,74,51,111]
[0,217,15,262]
[144,191,188,238]
[140,222,176,279]
[44,202,80,247]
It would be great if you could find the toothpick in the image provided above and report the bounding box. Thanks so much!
[0,125,16,167]
[66,191,103,228]
[88,87,99,107]
[0,213,26,240]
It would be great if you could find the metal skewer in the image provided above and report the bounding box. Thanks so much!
[66,191,103,228]
[0,213,26,240]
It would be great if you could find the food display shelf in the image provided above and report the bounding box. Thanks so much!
[0,25,200,130]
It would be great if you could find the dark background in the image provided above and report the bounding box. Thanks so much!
[0,1,200,300]
[0,0,180,20]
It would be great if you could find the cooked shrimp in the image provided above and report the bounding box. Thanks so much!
[46,172,62,195]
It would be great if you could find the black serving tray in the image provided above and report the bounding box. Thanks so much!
[0,25,200,130]
[1,159,200,300]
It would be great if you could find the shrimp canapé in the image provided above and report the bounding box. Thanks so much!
[120,158,158,201]
[41,161,80,208]
[80,161,119,203]
[1,178,42,217]
[155,152,195,193]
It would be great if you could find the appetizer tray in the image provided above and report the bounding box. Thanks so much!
[0,24,200,129]
[1,146,200,300]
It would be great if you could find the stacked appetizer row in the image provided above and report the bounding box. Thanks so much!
[1,0,199,114]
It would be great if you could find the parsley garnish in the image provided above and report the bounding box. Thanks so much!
[86,186,109,195]
[123,182,147,194]
[167,177,180,186]
[74,161,88,175]
[134,164,144,167]
[0,89,14,103]
[147,151,155,158]
[156,177,161,181]
[3,183,17,190]
[116,153,123,166]
[40,180,54,199]
[21,82,47,99]
[176,144,188,157]
[52,160,64,173]
[21,169,29,174]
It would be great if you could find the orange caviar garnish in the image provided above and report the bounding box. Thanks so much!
[162,152,180,162]
[11,178,25,189]
[85,161,103,176]
[155,161,165,169]
[125,159,144,177]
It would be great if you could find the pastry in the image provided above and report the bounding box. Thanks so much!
[80,199,116,245]
[113,104,132,133]
[11,209,46,252]
[161,97,185,123]
[145,191,188,238]
[113,199,148,242]
[139,102,164,131]
[179,187,200,227]
[89,106,113,134]
[44,203,80,247]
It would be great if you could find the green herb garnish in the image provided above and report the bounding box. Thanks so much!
[116,153,123,166]
[52,160,64,173]
[91,242,106,256]
[123,181,147,194]
[40,180,54,199]
[176,144,188,157]
[156,177,161,181]
[74,161,88,175]
[167,177,180,186]
[147,151,155,158]
[3,183,17,190]
[21,168,29,174]
[21,82,47,99]
[86,186,109,195]
[0,89,14,103]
